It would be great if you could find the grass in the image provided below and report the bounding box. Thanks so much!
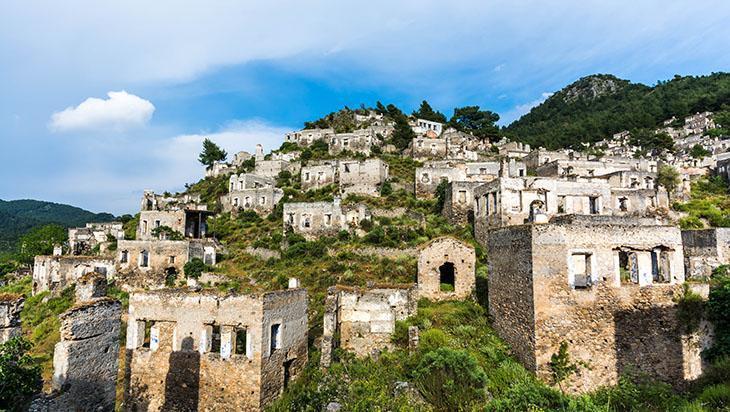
[674,176,730,229]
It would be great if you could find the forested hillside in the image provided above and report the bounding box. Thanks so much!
[505,73,730,149]
[0,199,115,254]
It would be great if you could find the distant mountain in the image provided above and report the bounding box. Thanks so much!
[505,72,730,149]
[0,199,116,254]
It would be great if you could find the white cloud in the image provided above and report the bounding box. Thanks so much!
[499,92,553,125]
[33,120,290,214]
[49,91,155,132]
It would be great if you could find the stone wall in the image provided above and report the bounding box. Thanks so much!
[486,217,711,393]
[321,284,418,367]
[417,237,476,301]
[31,298,122,411]
[442,181,483,225]
[338,158,388,197]
[682,228,730,278]
[301,164,337,191]
[32,255,116,295]
[124,288,307,411]
[283,199,370,240]
[222,186,284,214]
[0,294,24,343]
[411,138,447,160]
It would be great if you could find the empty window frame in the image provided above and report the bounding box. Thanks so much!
[270,323,282,353]
[139,250,149,268]
[235,328,248,356]
[120,250,129,263]
[570,252,592,289]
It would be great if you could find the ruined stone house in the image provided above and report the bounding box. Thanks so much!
[285,128,334,146]
[417,237,475,301]
[0,294,23,343]
[321,284,417,367]
[410,118,444,136]
[473,176,614,235]
[535,157,658,179]
[30,274,122,412]
[716,152,730,182]
[32,255,116,295]
[681,228,730,279]
[124,287,308,411]
[223,173,283,214]
[68,222,124,255]
[338,158,389,197]
[442,181,484,225]
[116,239,218,289]
[485,215,711,393]
[415,159,526,198]
[497,141,531,159]
[301,162,337,191]
[283,198,370,240]
[328,129,381,156]
[255,158,301,179]
[138,191,213,241]
[410,137,447,160]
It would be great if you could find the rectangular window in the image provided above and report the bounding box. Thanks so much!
[169,255,175,264]
[589,197,600,214]
[211,325,221,353]
[270,323,281,353]
[235,328,247,355]
[120,250,128,263]
[304,172,310,181]
[140,250,149,268]
[154,220,161,229]
[324,214,332,226]
[458,190,467,203]
[571,253,592,289]
[142,220,148,234]
[142,320,154,348]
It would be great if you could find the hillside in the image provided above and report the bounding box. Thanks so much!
[0,199,115,254]
[505,72,730,149]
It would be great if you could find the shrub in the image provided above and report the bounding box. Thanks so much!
[412,347,487,411]
[679,216,705,229]
[697,384,730,409]
[183,258,207,279]
[151,225,184,240]
[0,337,42,408]
[676,283,705,333]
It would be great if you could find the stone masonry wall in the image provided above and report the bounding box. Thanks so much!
[0,294,24,343]
[321,285,417,367]
[417,237,476,301]
[32,255,116,296]
[486,225,537,371]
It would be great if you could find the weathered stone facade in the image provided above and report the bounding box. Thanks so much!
[681,228,730,278]
[283,198,370,240]
[285,128,334,146]
[31,274,122,412]
[301,163,337,191]
[0,294,24,343]
[338,158,389,197]
[116,239,218,289]
[138,191,212,241]
[32,255,116,295]
[535,157,657,178]
[442,181,484,224]
[415,160,525,198]
[417,237,475,301]
[124,287,308,411]
[410,137,447,160]
[328,129,381,156]
[321,284,418,367]
[255,159,301,178]
[223,183,284,215]
[68,222,124,255]
[486,215,710,393]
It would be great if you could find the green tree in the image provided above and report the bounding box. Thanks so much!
[548,341,581,394]
[17,224,67,265]
[657,165,680,198]
[391,111,416,151]
[150,225,184,240]
[198,138,227,168]
[412,100,447,123]
[690,144,711,159]
[0,337,42,408]
[434,179,449,213]
[448,106,500,140]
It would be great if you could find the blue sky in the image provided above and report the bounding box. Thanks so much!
[1,0,729,215]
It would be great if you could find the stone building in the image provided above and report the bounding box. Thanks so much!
[415,159,527,198]
[223,173,283,214]
[442,181,484,224]
[124,287,308,411]
[328,129,380,156]
[0,294,24,343]
[716,152,730,182]
[473,176,613,234]
[32,255,116,295]
[301,163,337,191]
[205,161,236,178]
[411,118,444,136]
[417,237,475,301]
[338,158,389,197]
[681,228,730,278]
[283,198,370,240]
[138,191,213,241]
[255,159,301,178]
[116,239,218,289]
[485,215,710,393]
[30,276,122,412]
[535,157,657,179]
[497,141,531,159]
[410,137,447,160]
[285,128,334,146]
[68,222,124,255]
[523,148,578,172]
[321,284,417,367]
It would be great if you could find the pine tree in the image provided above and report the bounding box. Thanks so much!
[198,138,227,168]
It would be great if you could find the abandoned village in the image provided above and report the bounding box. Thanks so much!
[4,101,730,411]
